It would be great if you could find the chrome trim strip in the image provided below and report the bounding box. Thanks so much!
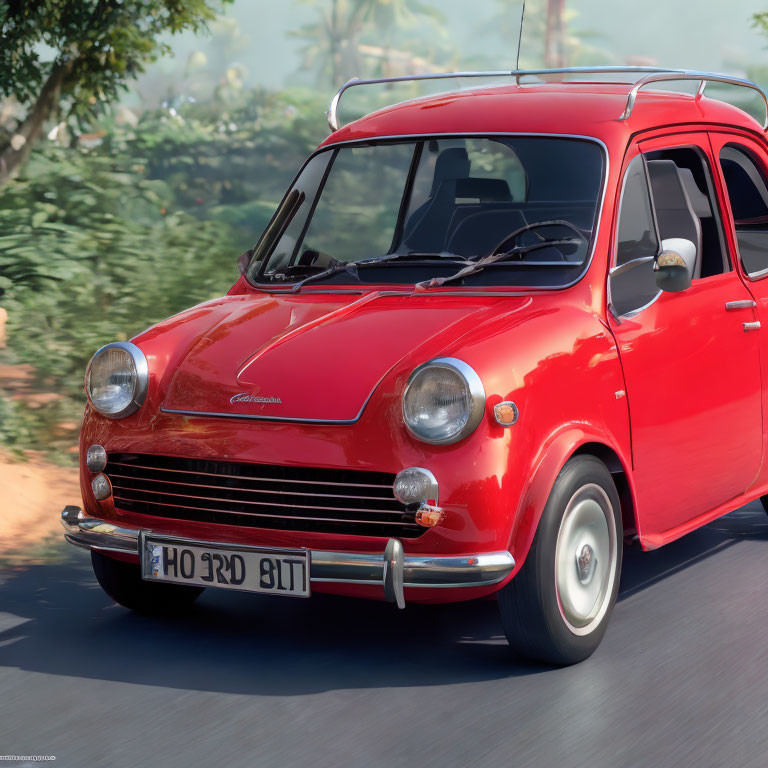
[107,461,393,489]
[608,255,655,278]
[618,70,768,129]
[109,474,394,503]
[160,407,360,425]
[109,495,418,527]
[61,510,515,593]
[112,485,406,515]
[161,362,384,425]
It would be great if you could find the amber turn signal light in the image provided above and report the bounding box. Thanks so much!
[415,503,443,528]
[493,401,519,426]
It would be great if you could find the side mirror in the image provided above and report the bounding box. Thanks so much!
[654,237,696,293]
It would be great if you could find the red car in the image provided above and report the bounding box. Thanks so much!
[62,67,768,665]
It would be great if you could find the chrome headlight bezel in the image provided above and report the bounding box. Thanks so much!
[402,357,486,445]
[85,341,148,419]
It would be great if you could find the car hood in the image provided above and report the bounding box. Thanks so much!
[155,290,523,422]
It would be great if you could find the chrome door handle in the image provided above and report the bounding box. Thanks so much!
[726,300,757,310]
[744,321,761,331]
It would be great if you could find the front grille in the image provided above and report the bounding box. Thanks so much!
[106,453,424,538]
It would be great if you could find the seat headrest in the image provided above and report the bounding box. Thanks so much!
[677,167,712,218]
[455,177,512,202]
[431,148,471,193]
[647,160,697,216]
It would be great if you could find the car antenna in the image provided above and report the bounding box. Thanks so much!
[516,0,526,73]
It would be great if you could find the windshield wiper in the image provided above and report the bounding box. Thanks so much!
[414,239,578,290]
[289,251,453,293]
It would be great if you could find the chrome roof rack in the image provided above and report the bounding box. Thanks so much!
[327,66,768,132]
[618,69,768,128]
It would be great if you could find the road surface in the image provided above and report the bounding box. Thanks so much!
[2,502,768,767]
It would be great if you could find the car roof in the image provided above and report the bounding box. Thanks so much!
[322,82,766,150]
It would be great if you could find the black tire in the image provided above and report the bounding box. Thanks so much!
[91,550,204,614]
[498,455,623,665]
[760,495,768,516]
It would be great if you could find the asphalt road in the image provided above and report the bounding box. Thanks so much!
[3,503,768,768]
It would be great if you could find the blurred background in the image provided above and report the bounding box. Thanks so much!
[3,0,768,559]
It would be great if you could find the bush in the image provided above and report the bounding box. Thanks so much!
[1,146,239,398]
[0,87,329,457]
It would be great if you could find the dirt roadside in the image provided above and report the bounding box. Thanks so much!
[0,451,82,555]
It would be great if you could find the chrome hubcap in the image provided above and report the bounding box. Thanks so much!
[555,484,617,636]
[576,543,596,585]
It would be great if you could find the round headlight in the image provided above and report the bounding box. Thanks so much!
[402,357,485,445]
[85,342,148,419]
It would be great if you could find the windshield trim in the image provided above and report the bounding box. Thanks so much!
[244,132,609,294]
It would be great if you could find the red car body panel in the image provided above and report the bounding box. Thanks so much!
[78,82,768,599]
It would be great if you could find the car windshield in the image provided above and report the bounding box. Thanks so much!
[247,136,605,289]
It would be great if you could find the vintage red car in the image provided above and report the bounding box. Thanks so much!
[62,67,768,664]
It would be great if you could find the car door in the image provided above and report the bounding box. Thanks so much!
[709,131,768,492]
[607,132,763,547]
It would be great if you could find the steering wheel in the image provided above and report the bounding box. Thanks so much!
[490,220,589,262]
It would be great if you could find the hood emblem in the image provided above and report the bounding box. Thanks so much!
[230,392,282,405]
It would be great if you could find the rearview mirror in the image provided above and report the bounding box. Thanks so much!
[654,238,696,293]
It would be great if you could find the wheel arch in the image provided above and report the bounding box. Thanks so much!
[507,428,637,571]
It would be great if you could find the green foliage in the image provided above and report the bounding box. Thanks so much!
[0,394,34,454]
[0,387,81,462]
[122,88,327,244]
[755,12,768,35]
[1,143,239,396]
[0,86,329,457]
[0,0,229,122]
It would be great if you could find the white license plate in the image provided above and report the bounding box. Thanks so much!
[139,534,310,597]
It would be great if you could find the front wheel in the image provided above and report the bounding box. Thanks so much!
[498,455,623,665]
[91,550,204,614]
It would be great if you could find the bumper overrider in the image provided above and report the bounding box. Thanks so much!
[61,506,515,608]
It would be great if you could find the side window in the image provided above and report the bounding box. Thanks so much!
[610,155,660,317]
[644,146,728,279]
[255,151,334,275]
[719,145,768,278]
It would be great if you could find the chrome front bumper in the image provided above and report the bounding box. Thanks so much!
[61,506,515,608]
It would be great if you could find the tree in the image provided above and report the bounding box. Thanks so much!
[291,0,449,87]
[0,0,229,186]
[544,0,567,69]
[482,0,610,71]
